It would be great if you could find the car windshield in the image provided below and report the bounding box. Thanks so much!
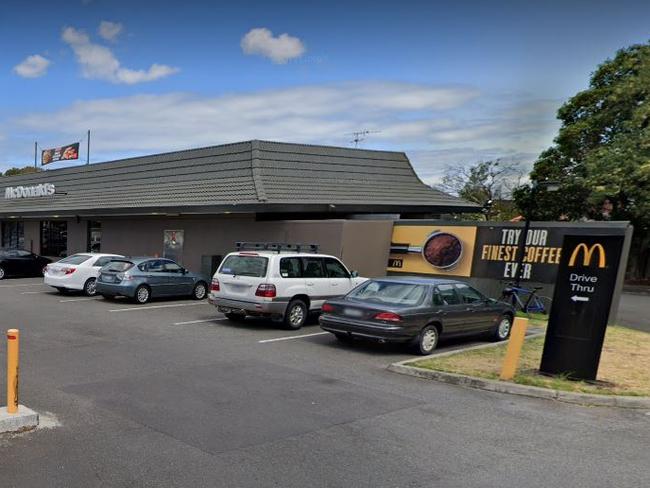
[219,255,268,277]
[58,254,92,265]
[347,281,427,306]
[104,260,135,272]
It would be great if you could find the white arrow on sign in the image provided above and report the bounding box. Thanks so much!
[571,295,590,303]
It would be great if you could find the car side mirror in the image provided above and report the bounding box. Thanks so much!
[350,270,359,278]
[182,268,188,275]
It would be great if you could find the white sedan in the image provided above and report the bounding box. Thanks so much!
[44,253,124,296]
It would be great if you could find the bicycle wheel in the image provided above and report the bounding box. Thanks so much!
[536,296,553,314]
[510,293,525,312]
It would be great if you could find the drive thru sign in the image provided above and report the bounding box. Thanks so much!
[540,234,625,380]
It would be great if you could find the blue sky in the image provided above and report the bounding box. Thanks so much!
[2,0,649,182]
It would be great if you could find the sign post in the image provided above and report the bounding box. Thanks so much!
[539,234,625,380]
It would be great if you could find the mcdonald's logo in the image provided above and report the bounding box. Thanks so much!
[568,243,606,268]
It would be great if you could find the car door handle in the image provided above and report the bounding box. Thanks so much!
[306,282,315,286]
[466,307,475,312]
[435,310,446,315]
[331,283,339,287]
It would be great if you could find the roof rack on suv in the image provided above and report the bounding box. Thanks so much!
[235,242,320,254]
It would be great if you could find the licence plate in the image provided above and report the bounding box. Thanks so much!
[343,308,364,318]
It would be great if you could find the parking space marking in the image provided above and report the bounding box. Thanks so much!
[0,283,45,289]
[172,318,228,325]
[108,302,210,313]
[258,332,329,344]
[21,291,49,295]
[60,297,103,303]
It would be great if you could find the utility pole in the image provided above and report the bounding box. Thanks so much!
[34,142,38,168]
[87,130,91,165]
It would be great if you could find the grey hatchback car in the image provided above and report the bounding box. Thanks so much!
[96,257,209,304]
[319,277,515,355]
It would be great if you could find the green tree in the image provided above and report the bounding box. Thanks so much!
[439,159,522,221]
[516,43,650,276]
[2,166,42,177]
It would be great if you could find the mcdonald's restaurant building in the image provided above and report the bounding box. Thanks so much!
[0,140,479,277]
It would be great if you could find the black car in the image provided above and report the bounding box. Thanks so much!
[0,249,52,280]
[319,277,515,355]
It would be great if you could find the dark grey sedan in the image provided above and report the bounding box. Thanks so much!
[319,277,515,355]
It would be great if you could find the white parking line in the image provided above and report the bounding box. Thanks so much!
[60,297,102,303]
[172,318,228,325]
[0,284,45,289]
[21,291,49,295]
[108,302,210,313]
[258,332,329,344]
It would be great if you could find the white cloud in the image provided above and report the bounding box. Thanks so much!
[13,54,51,78]
[98,21,123,42]
[4,82,559,176]
[61,26,178,84]
[241,28,306,64]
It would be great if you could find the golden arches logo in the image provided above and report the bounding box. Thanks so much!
[568,243,606,268]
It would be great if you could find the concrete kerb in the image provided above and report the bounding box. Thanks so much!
[0,405,39,434]
[388,340,650,409]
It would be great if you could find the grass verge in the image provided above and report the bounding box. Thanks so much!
[413,325,650,397]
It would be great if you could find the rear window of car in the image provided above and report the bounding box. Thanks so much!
[93,256,117,267]
[219,255,268,277]
[59,254,92,265]
[104,260,135,272]
[347,281,427,306]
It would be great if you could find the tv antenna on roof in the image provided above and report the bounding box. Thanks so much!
[348,130,381,148]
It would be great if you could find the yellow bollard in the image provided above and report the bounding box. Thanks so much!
[6,329,19,414]
[500,317,528,381]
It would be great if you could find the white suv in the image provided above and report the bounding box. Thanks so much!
[208,245,367,329]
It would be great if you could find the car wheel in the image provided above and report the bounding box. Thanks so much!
[413,325,439,355]
[493,315,513,342]
[0,266,5,280]
[192,282,207,300]
[84,278,97,296]
[134,285,151,304]
[284,299,308,330]
[225,312,246,322]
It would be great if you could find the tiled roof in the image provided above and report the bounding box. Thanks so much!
[0,140,479,216]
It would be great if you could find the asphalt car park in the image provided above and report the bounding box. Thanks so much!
[1,276,649,488]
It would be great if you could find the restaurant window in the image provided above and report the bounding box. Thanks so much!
[40,221,68,257]
[1,222,24,249]
[88,221,102,252]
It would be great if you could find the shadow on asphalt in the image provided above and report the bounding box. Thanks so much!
[316,333,496,357]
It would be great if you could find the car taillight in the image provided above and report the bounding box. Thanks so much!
[64,268,76,275]
[210,279,220,292]
[373,312,402,322]
[321,303,334,313]
[255,284,277,298]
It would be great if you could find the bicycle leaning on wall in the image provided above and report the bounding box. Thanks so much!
[500,283,553,314]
